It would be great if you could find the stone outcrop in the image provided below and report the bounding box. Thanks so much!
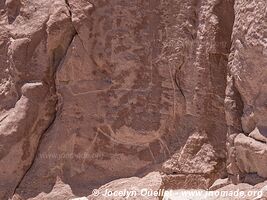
[234,133,267,178]
[0,0,266,199]
[212,181,267,200]
[88,172,162,200]
[12,178,76,200]
[225,0,267,184]
[0,0,75,199]
[249,127,267,144]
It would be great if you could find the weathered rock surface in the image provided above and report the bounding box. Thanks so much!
[249,127,267,143]
[0,0,266,199]
[12,178,76,200]
[225,0,267,183]
[12,0,233,198]
[209,178,230,191]
[234,133,267,178]
[0,0,75,199]
[165,181,267,200]
[162,132,227,189]
[88,172,162,200]
[212,181,267,200]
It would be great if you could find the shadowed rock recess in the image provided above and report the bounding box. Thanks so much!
[0,0,266,199]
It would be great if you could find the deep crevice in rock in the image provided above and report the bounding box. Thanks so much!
[11,3,78,197]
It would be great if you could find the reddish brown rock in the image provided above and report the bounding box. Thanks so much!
[12,178,76,200]
[88,172,162,200]
[234,134,267,178]
[225,0,267,183]
[0,0,266,199]
[249,127,267,143]
[0,0,75,199]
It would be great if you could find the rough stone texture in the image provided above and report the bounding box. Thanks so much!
[162,132,227,189]
[209,178,230,191]
[249,127,267,143]
[234,134,267,178]
[161,0,234,189]
[12,172,162,200]
[15,0,233,197]
[0,0,266,199]
[225,0,267,183]
[0,0,75,199]
[12,178,76,200]
[212,181,267,200]
[13,0,186,198]
[88,172,162,200]
[164,181,267,200]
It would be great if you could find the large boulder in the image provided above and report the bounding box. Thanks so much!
[234,133,267,178]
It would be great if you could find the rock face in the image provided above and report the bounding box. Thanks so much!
[88,172,162,200]
[0,0,75,199]
[234,133,267,178]
[212,181,267,200]
[0,0,266,200]
[13,178,76,200]
[225,0,267,183]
